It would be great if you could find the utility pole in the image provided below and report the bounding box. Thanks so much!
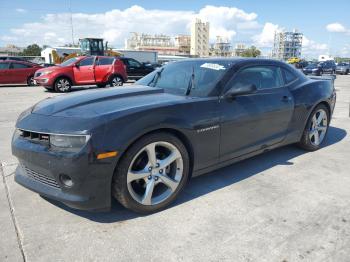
[68,0,75,46]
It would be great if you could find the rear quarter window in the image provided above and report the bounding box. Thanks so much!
[282,68,298,84]
[97,57,114,66]
[11,63,31,69]
[0,63,9,70]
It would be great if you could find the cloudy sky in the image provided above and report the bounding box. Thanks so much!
[1,0,349,58]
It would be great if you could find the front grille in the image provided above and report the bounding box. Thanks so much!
[19,129,49,143]
[22,165,60,189]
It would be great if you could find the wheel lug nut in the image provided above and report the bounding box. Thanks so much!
[154,176,159,181]
[159,169,163,174]
[156,163,160,168]
[148,175,152,180]
[148,167,152,171]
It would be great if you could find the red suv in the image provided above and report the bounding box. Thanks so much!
[34,56,128,92]
[0,60,43,86]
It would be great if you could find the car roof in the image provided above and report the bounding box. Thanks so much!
[173,57,288,67]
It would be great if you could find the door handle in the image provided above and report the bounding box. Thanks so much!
[282,96,292,102]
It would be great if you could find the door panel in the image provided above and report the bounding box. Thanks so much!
[219,65,294,162]
[73,57,95,84]
[0,63,11,84]
[9,63,33,84]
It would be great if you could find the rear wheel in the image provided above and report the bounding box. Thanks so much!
[298,104,330,151]
[27,76,36,86]
[54,77,72,92]
[109,75,123,87]
[112,132,190,214]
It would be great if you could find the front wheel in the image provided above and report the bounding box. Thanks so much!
[54,77,72,92]
[109,75,123,87]
[27,76,36,86]
[112,132,190,214]
[298,104,330,151]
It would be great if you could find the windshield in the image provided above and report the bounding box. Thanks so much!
[136,60,233,97]
[306,63,317,68]
[60,57,78,67]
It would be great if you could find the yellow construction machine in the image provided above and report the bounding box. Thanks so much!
[52,38,122,64]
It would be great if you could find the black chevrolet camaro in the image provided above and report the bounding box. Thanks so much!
[12,58,336,214]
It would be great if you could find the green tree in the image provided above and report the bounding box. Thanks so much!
[241,46,261,57]
[20,44,42,56]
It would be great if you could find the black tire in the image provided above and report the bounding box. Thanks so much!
[297,104,330,151]
[109,75,124,87]
[54,77,72,92]
[112,132,190,214]
[27,76,36,86]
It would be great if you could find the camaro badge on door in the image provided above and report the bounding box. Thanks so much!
[196,125,219,133]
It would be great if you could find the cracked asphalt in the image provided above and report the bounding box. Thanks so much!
[0,77,349,262]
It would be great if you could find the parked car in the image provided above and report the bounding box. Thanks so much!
[119,57,155,80]
[0,56,27,62]
[12,58,336,214]
[335,62,350,75]
[0,60,42,85]
[302,60,336,76]
[302,63,322,75]
[34,56,128,92]
[318,60,337,74]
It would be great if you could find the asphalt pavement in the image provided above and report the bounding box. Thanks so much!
[0,77,349,262]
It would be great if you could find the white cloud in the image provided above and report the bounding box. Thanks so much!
[252,22,283,48]
[326,23,347,33]
[302,36,328,56]
[2,5,259,47]
[15,8,27,13]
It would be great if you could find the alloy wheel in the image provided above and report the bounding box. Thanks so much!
[28,77,35,86]
[127,141,183,206]
[57,78,71,92]
[309,109,328,146]
[111,76,123,86]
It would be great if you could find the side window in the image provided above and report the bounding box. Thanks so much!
[228,66,282,91]
[0,63,9,70]
[11,63,31,69]
[97,57,114,66]
[282,68,298,84]
[128,59,141,68]
[79,57,94,66]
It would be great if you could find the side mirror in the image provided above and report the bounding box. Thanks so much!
[224,84,257,99]
[75,63,80,68]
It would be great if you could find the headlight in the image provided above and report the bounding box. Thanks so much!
[312,68,318,71]
[12,129,22,141]
[40,70,53,76]
[50,134,90,150]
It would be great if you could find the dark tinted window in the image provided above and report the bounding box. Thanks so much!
[282,68,298,84]
[229,66,282,91]
[79,57,94,66]
[0,63,9,70]
[11,63,31,69]
[128,59,141,68]
[137,60,232,97]
[97,57,114,65]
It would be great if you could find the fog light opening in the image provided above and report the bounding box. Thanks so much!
[59,174,74,187]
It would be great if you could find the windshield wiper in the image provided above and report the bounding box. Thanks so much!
[149,68,164,87]
[185,66,195,96]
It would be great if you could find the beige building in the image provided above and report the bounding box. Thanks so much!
[175,35,191,55]
[190,19,209,57]
[209,36,232,57]
[125,33,178,55]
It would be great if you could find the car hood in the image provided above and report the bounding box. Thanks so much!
[336,66,347,69]
[35,66,61,73]
[31,85,187,118]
